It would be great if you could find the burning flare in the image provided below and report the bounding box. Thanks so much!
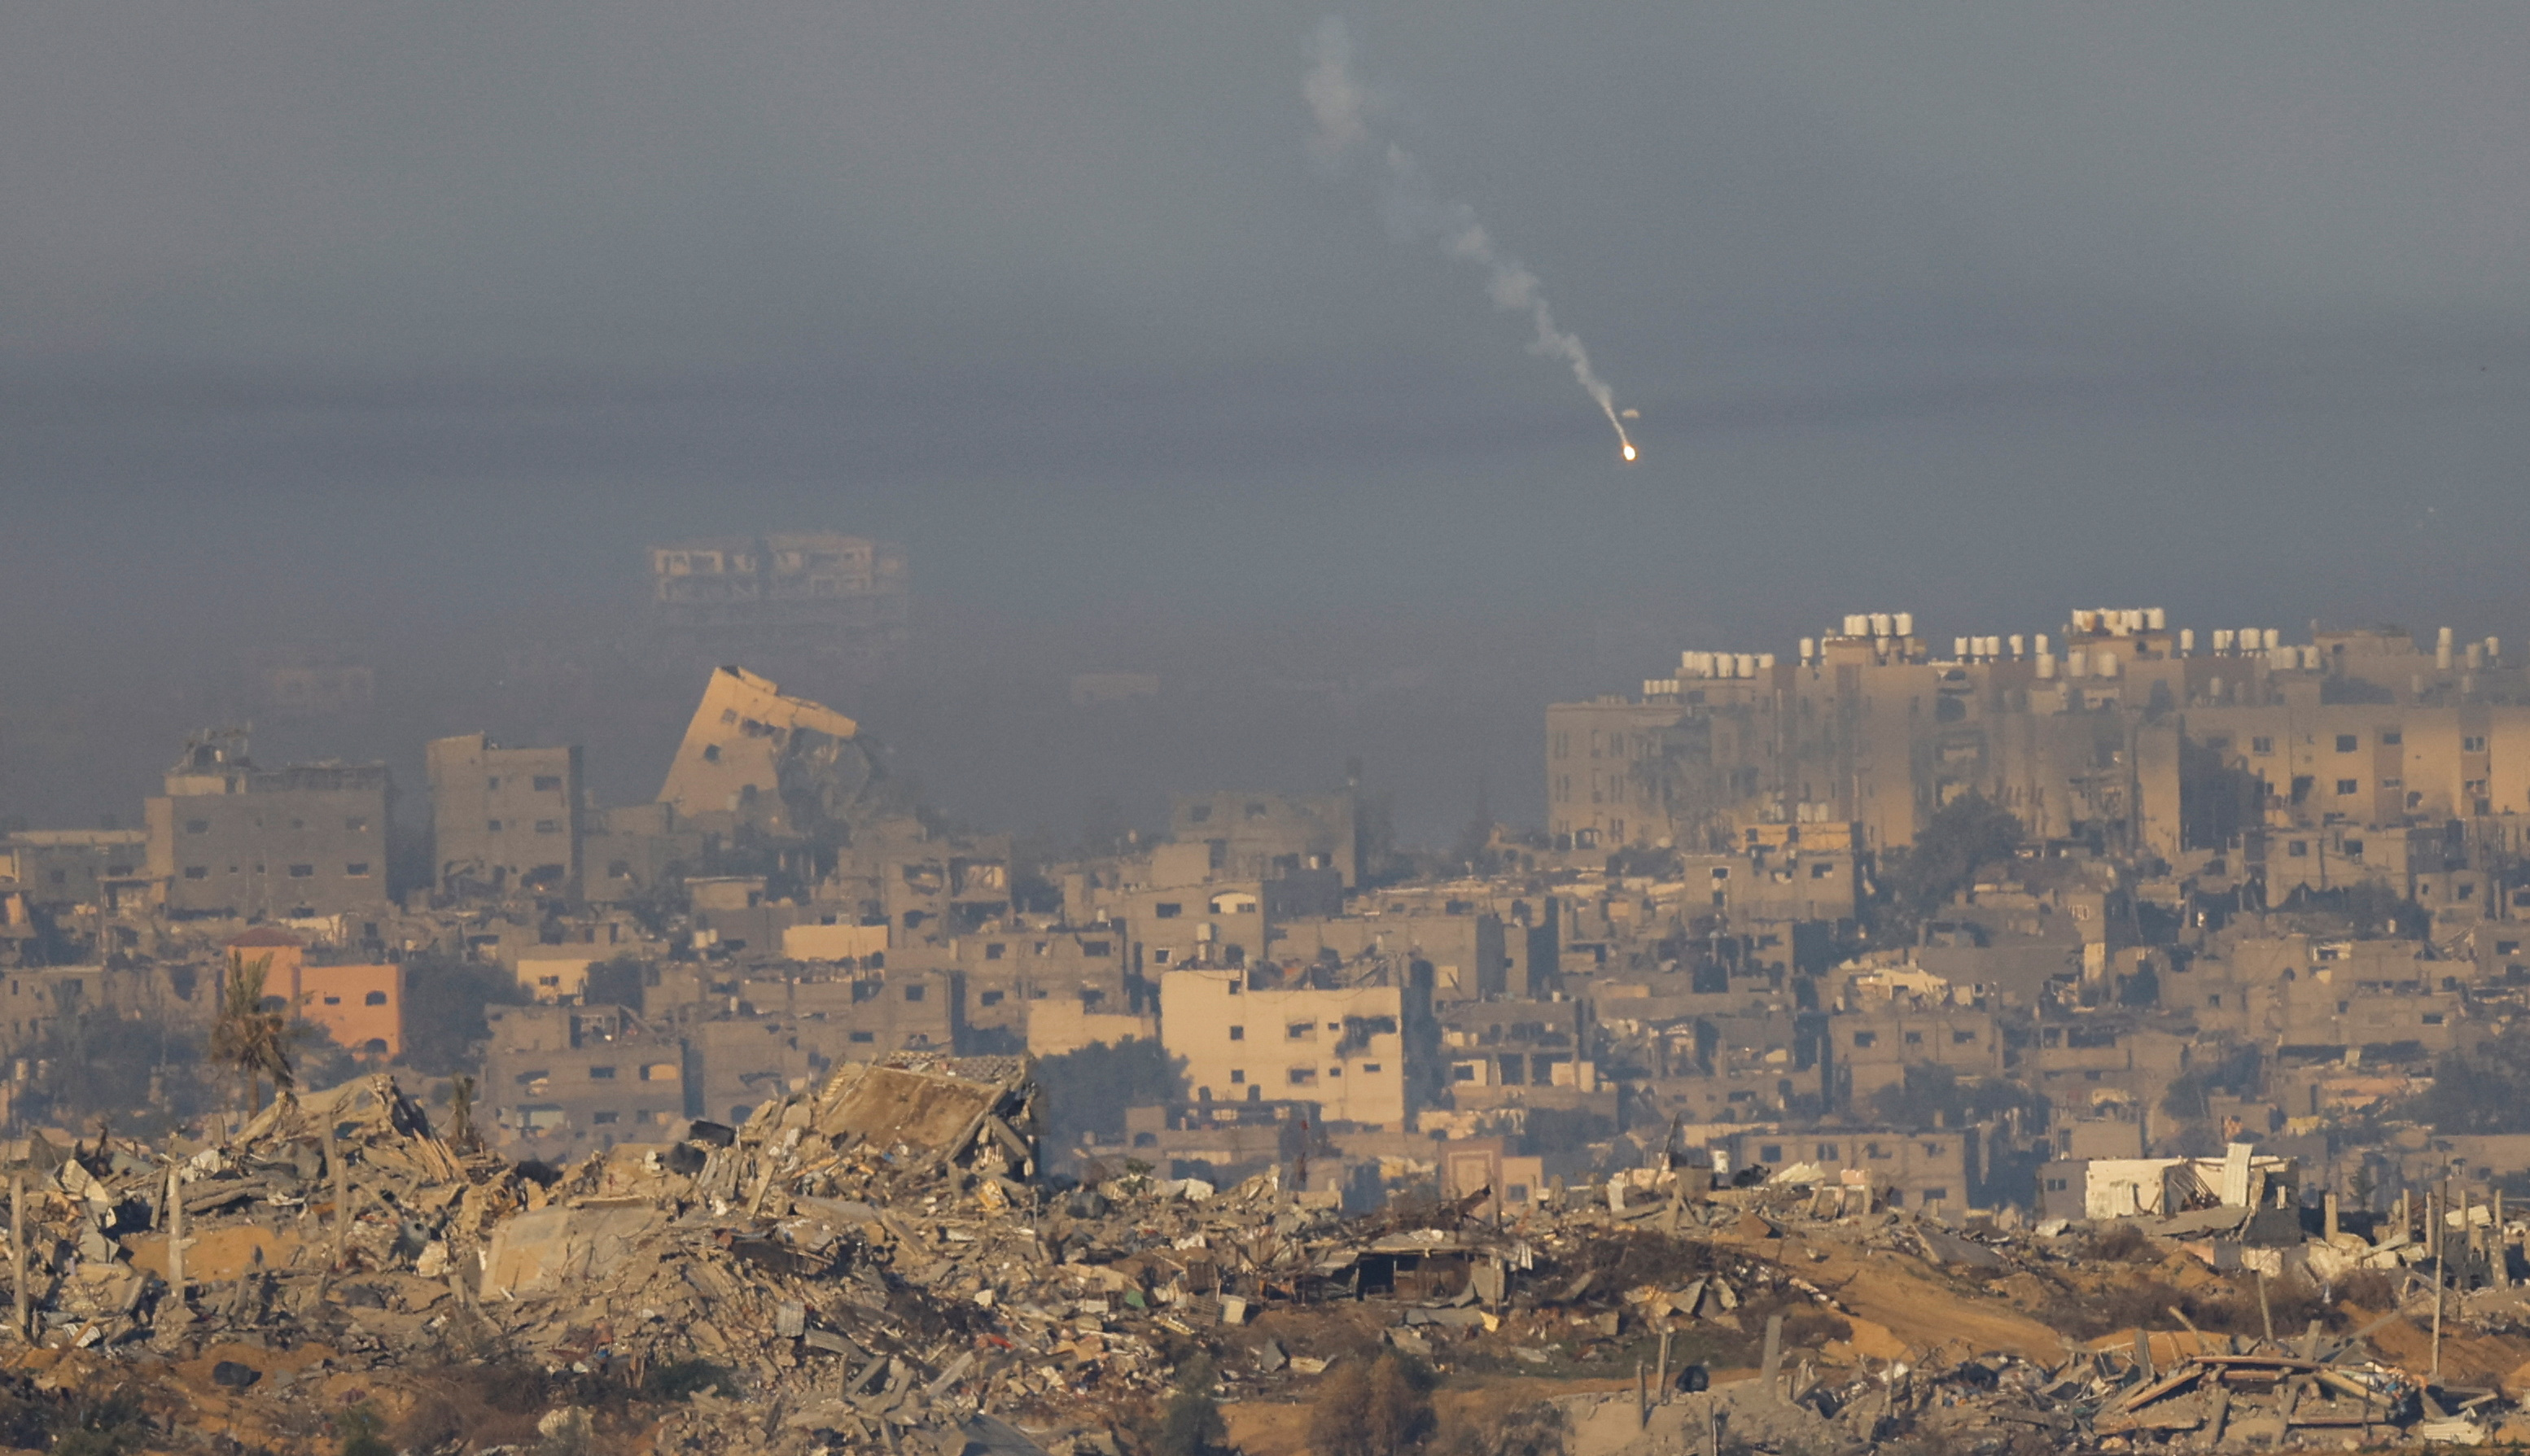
[1621,439,1638,463]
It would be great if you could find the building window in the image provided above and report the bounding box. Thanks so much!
[701,745,721,763]
[533,775,563,792]
[287,864,315,878]
[2336,734,2359,752]
[1228,1025,1245,1041]
[1758,1144,1784,1164]
[323,995,341,1006]
[1710,867,1730,881]
[344,863,371,877]
[904,984,926,1002]
[1287,1021,1315,1041]
[849,1030,874,1043]
[184,819,209,834]
[182,867,209,881]
[1153,903,1183,919]
[1921,1187,1950,1203]
[2252,737,2274,754]
[1229,1069,1245,1083]
[2335,780,2359,796]
[979,990,1005,1007]
[344,817,369,832]
[536,820,562,833]
[1082,939,1112,956]
[364,990,387,1005]
[1852,1031,1877,1048]
[1288,1068,1317,1086]
[2343,840,2365,860]
[1815,1143,1839,1161]
[487,820,503,833]
[2465,736,2488,753]
[607,860,632,879]
[588,1067,617,1079]
[984,943,1005,960]
[2287,841,2309,858]
[1187,804,1212,823]
[592,1111,619,1125]
[1953,1030,1976,1044]
[1361,1063,1381,1073]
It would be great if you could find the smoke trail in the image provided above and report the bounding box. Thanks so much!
[1304,18,1635,459]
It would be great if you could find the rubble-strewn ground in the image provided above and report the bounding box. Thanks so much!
[9,1057,2530,1454]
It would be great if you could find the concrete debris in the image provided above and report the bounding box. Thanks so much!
[2,1059,2528,1453]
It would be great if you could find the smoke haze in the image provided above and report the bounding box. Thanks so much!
[5,4,2530,845]
[1307,18,1633,448]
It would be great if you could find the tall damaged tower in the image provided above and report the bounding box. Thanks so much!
[656,667,878,840]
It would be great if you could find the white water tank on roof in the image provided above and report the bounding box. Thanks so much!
[2073,610,2098,633]
[1844,614,1867,637]
[1757,653,1776,671]
[2098,652,2121,679]
[2178,628,2195,655]
[2066,650,2089,679]
[2212,629,2233,654]
[1799,637,1816,663]
[1736,654,1757,677]
[2009,634,2024,658]
[1869,613,1893,637]
[2261,628,2280,652]
[2147,607,2166,631]
[2036,653,2056,680]
[1894,612,1914,637]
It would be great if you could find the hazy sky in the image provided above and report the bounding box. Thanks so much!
[7,3,2530,838]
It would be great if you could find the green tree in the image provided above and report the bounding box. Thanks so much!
[209,952,295,1114]
[1310,1353,1436,1456]
[1884,794,2024,919]
[1151,1355,1228,1456]
[1037,1038,1184,1165]
[2407,1032,2530,1134]
[396,955,529,1076]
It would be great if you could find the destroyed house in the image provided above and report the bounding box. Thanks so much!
[1727,1126,1985,1213]
[1169,790,1363,888]
[483,1003,689,1152]
[649,531,908,658]
[655,666,871,840]
[921,930,1128,1048]
[1830,1002,2003,1103]
[1162,968,1420,1128]
[1437,998,1596,1095]
[1269,912,1508,1003]
[146,738,392,920]
[425,734,584,897]
[0,829,150,912]
[821,818,1013,938]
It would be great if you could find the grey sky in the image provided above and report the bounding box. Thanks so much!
[5,3,2529,837]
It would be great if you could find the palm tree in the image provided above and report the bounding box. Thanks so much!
[209,952,296,1115]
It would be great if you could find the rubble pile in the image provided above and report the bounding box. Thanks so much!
[13,1063,2530,1452]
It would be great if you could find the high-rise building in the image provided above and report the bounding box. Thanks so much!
[144,733,392,920]
[425,734,585,897]
[648,531,908,658]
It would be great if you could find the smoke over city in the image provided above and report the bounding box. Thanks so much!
[1304,17,1636,459]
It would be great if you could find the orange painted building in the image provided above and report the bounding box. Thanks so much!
[223,930,405,1060]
